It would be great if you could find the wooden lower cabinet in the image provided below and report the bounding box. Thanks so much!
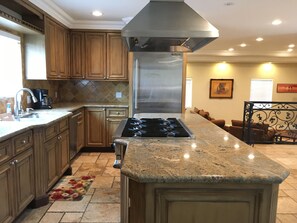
[43,118,70,191]
[0,148,34,223]
[45,137,59,189]
[123,175,279,223]
[106,118,122,146]
[14,149,35,215]
[84,107,128,148]
[45,130,69,190]
[0,162,14,223]
[85,108,106,147]
[59,130,69,175]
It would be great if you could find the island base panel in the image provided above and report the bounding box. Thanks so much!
[123,175,279,223]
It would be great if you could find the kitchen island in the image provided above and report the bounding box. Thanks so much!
[115,113,289,223]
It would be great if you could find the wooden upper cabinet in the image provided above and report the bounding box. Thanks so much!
[107,33,128,80]
[85,33,107,80]
[69,31,128,81]
[46,19,57,77]
[45,17,70,79]
[70,32,85,79]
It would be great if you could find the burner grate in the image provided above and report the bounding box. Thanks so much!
[121,118,190,137]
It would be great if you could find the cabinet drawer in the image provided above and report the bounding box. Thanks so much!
[106,108,128,118]
[0,139,13,165]
[44,123,59,141]
[13,131,33,154]
[59,118,68,132]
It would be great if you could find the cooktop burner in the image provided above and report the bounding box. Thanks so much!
[121,118,190,137]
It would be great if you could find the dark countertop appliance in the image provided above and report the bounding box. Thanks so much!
[31,88,52,109]
[121,118,191,137]
[113,117,194,168]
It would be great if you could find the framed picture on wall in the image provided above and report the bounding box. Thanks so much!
[277,83,297,93]
[209,79,234,99]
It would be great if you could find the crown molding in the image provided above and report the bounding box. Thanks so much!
[29,0,124,30]
[69,20,124,30]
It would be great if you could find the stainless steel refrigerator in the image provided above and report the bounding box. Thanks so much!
[132,52,183,115]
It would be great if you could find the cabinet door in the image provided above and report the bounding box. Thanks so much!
[58,130,70,176]
[70,32,85,79]
[45,18,57,78]
[0,162,14,223]
[106,118,122,146]
[45,17,69,79]
[107,33,128,80]
[85,108,106,147]
[56,25,69,78]
[14,149,35,215]
[0,140,13,166]
[45,137,59,190]
[85,33,106,80]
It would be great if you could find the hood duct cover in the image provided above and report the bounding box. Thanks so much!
[122,0,219,52]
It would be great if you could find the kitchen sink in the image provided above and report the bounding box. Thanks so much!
[19,112,40,119]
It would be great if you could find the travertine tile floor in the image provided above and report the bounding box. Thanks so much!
[15,144,297,223]
[15,152,121,223]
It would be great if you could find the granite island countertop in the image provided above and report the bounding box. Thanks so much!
[0,102,128,141]
[117,113,289,184]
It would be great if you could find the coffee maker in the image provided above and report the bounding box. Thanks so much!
[31,89,52,109]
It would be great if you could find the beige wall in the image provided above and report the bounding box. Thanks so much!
[187,62,297,125]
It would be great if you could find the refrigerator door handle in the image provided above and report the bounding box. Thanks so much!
[134,59,139,110]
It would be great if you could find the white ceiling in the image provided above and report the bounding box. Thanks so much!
[29,0,297,63]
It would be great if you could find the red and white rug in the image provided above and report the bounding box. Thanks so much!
[48,175,95,201]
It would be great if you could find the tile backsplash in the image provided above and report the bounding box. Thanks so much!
[0,79,59,114]
[0,80,129,113]
[57,80,129,103]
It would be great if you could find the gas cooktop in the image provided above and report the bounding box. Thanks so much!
[121,118,191,137]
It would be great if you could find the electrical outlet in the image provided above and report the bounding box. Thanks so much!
[116,92,122,98]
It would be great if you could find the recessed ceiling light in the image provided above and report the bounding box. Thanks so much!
[224,2,234,6]
[92,10,103,17]
[240,43,247,47]
[288,44,295,48]
[272,19,282,25]
[228,48,234,51]
[288,48,293,52]
[256,37,263,42]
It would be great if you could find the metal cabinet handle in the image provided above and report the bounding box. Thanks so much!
[58,135,62,140]
[14,160,18,164]
[10,161,15,165]
[22,140,26,144]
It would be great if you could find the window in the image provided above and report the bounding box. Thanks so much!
[250,79,273,102]
[185,78,192,108]
[0,30,23,97]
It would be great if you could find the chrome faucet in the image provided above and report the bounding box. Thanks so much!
[14,88,38,118]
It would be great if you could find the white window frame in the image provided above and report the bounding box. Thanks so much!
[0,30,23,97]
[250,79,273,108]
[250,79,273,102]
[185,78,192,109]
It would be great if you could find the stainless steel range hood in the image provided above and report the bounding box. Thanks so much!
[122,0,219,52]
